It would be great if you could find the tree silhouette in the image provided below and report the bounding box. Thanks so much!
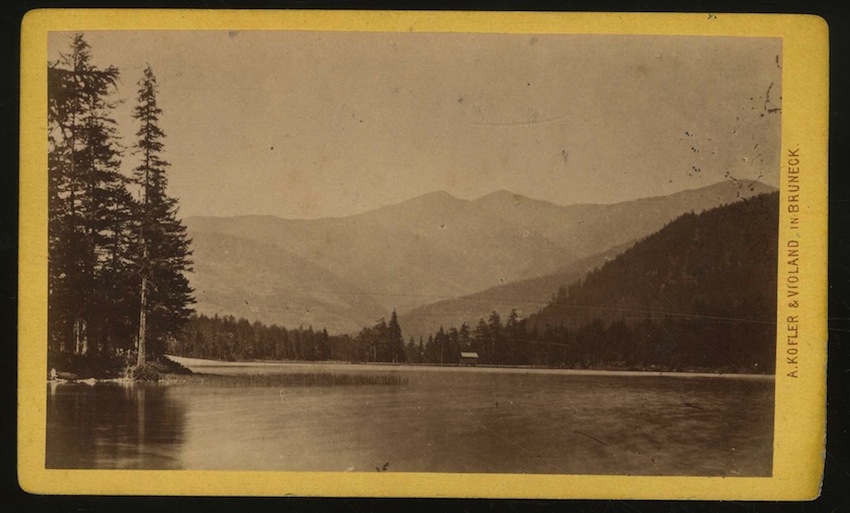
[131,65,195,365]
[48,33,128,355]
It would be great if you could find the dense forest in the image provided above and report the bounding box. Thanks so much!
[170,309,514,365]
[171,193,778,373]
[48,34,194,368]
[169,311,406,363]
[526,192,779,372]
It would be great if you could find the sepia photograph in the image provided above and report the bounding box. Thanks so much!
[42,28,783,477]
[17,11,831,499]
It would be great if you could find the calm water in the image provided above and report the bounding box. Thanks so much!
[46,362,774,475]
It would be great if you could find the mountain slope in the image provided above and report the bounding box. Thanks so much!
[190,232,386,334]
[185,180,776,333]
[187,191,574,314]
[528,192,779,371]
[399,240,636,341]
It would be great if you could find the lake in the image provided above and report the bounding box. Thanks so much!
[46,360,774,476]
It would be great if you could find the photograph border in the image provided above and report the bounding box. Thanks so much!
[18,8,829,499]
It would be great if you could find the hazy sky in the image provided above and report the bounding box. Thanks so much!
[48,31,782,219]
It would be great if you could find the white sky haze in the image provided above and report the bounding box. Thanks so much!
[48,30,782,219]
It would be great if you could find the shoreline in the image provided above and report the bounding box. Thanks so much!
[165,354,775,381]
[47,352,194,383]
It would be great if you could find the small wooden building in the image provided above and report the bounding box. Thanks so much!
[460,351,479,366]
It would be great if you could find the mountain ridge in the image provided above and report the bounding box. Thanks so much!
[184,179,777,334]
[185,179,773,223]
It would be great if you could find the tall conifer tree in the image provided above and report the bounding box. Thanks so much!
[388,309,405,363]
[48,33,129,355]
[131,65,195,365]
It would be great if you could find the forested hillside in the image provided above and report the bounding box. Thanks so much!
[172,193,779,373]
[512,192,779,371]
[418,192,779,372]
[533,192,778,326]
[522,192,779,371]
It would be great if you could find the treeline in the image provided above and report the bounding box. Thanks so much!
[404,311,523,365]
[170,311,406,363]
[171,310,529,367]
[48,34,194,363]
[171,306,771,373]
[409,312,772,372]
[415,193,779,373]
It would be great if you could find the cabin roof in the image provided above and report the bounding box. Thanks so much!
[460,352,479,358]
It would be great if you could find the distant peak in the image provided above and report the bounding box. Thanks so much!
[385,190,466,210]
[473,189,561,209]
[403,190,464,204]
[690,178,778,196]
[474,189,531,204]
[423,190,460,200]
[477,189,522,199]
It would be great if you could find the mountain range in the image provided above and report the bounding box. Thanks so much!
[185,179,776,335]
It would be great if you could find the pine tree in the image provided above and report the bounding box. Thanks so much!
[317,328,331,361]
[445,327,460,364]
[433,327,447,364]
[424,334,435,363]
[131,65,195,365]
[458,322,471,352]
[405,336,418,363]
[372,318,389,361]
[358,324,379,362]
[48,33,129,355]
[487,311,503,364]
[387,309,405,363]
[472,318,489,362]
[504,309,525,365]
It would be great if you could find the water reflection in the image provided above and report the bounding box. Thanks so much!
[46,382,187,469]
[44,367,774,475]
